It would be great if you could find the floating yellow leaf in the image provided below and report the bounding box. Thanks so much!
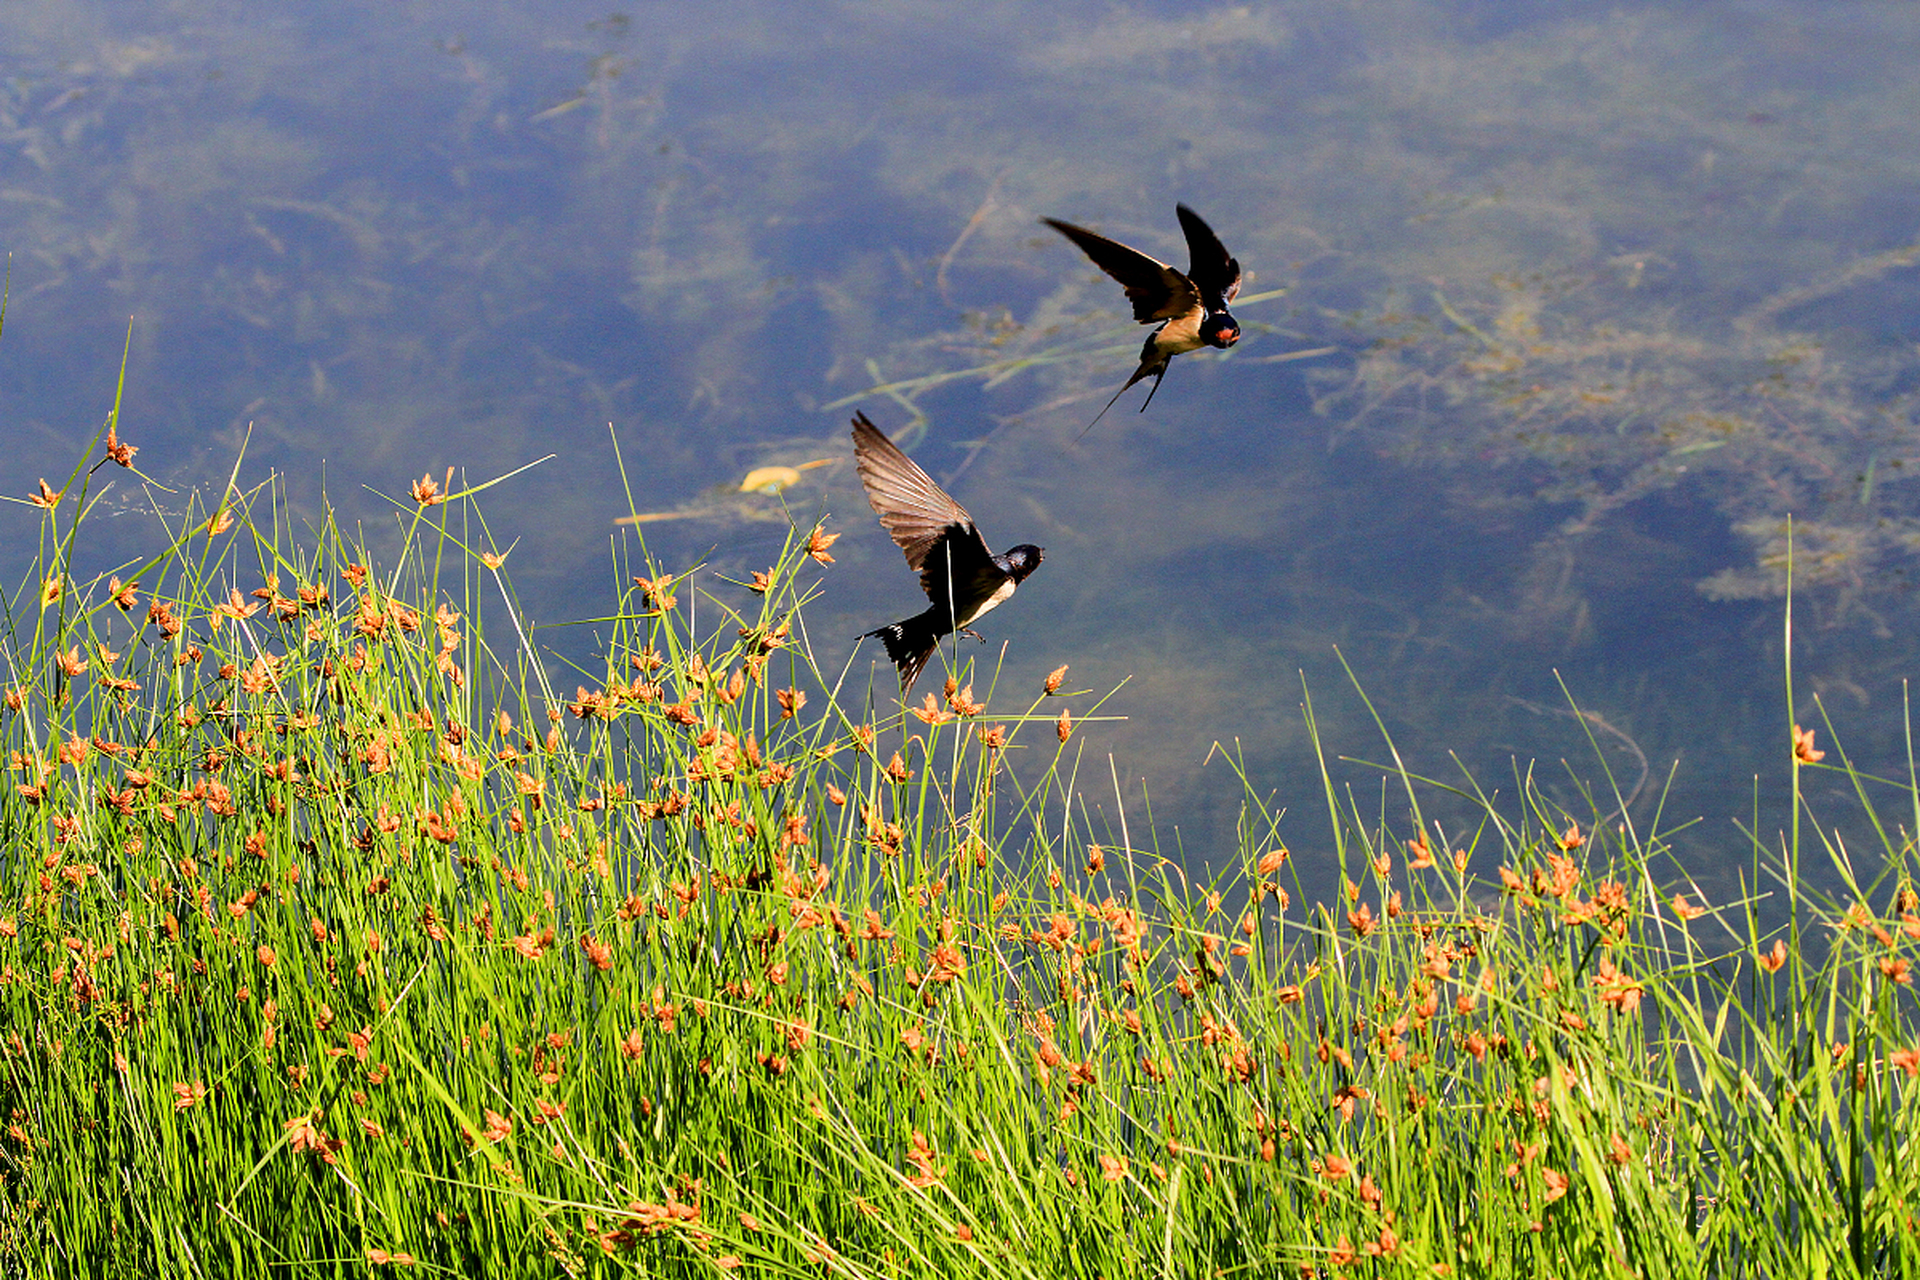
[739,465,803,495]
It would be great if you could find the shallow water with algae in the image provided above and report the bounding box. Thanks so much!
[3,0,1919,903]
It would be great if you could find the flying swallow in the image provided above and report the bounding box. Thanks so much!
[851,412,1045,695]
[1043,204,1243,434]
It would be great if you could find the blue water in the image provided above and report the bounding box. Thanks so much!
[4,0,1918,908]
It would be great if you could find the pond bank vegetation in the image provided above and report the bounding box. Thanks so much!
[3,384,1918,1278]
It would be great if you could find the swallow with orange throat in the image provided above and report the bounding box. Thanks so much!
[1043,204,1243,435]
[851,412,1044,694]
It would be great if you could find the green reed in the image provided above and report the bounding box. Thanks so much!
[1,411,1917,1278]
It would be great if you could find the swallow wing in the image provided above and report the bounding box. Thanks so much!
[852,413,974,569]
[1175,205,1242,311]
[1044,218,1199,324]
[852,413,1000,607]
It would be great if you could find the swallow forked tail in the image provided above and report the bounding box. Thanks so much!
[864,606,994,696]
[1075,366,1166,442]
[863,616,939,695]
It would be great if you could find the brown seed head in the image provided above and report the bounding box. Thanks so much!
[104,423,138,467]
[1793,725,1825,764]
[805,526,839,565]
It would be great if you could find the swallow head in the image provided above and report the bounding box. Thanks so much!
[998,544,1045,582]
[1200,312,1240,349]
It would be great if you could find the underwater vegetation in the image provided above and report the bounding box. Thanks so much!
[1316,244,1920,637]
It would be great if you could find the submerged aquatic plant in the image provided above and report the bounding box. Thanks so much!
[1319,245,1920,634]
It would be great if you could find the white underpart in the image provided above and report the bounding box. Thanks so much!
[957,578,1020,630]
[1153,309,1207,356]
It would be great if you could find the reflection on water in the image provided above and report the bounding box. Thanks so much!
[3,0,1920,905]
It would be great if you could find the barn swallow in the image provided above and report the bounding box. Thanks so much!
[1043,204,1243,434]
[851,412,1044,695]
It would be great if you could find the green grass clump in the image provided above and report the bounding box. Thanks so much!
[2,392,1919,1278]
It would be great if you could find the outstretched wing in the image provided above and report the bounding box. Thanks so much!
[1044,218,1199,324]
[851,413,1000,605]
[1175,205,1242,311]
